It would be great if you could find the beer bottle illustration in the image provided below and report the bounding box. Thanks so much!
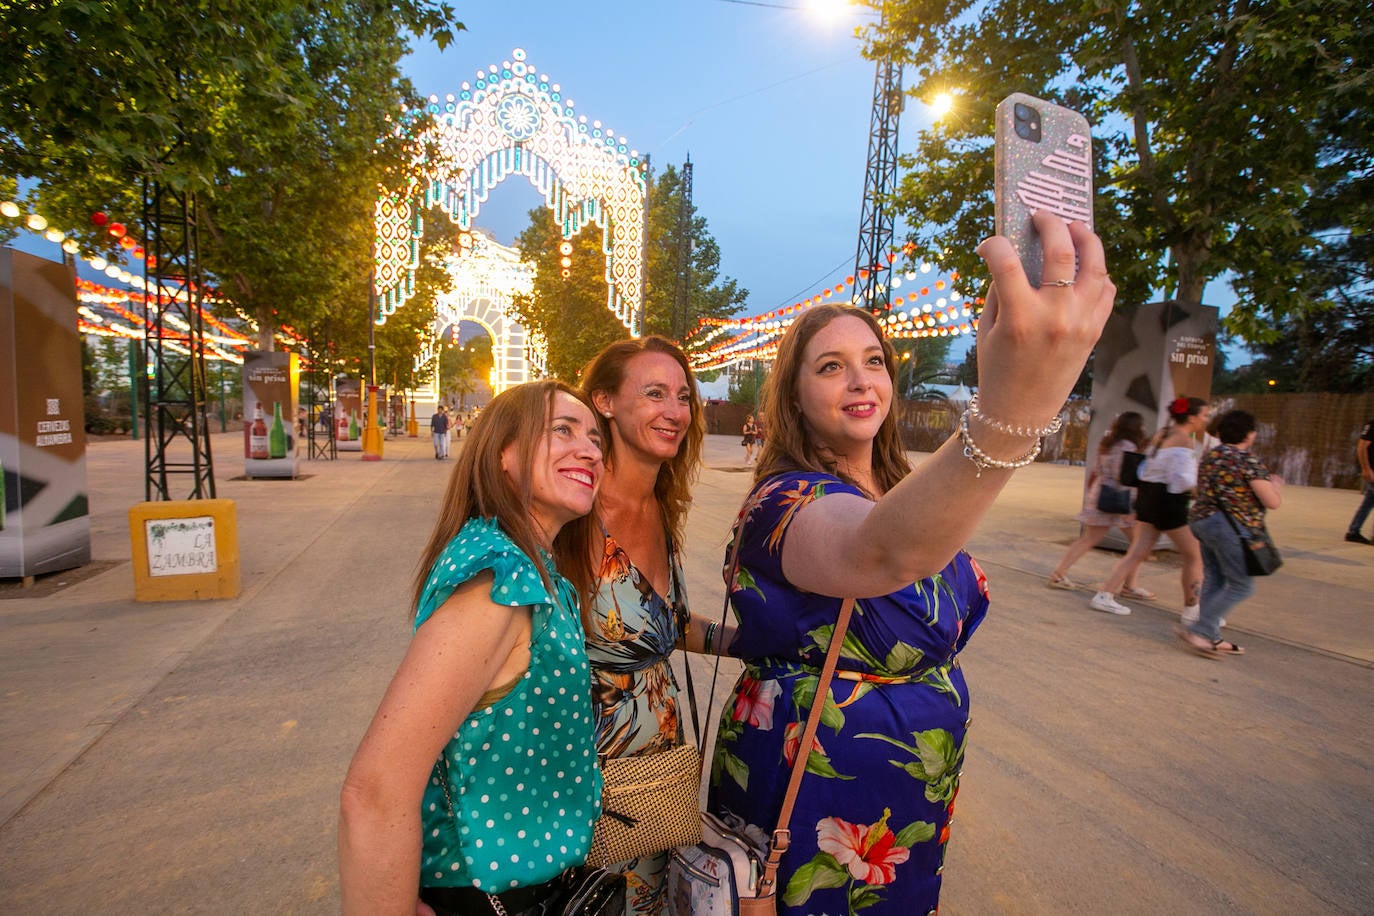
[269,402,288,459]
[250,404,270,459]
[336,409,348,441]
[348,410,360,440]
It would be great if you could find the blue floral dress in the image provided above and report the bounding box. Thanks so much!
[708,472,990,916]
[586,531,690,915]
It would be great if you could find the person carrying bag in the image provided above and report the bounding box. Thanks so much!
[666,542,859,916]
[339,382,618,916]
[1180,410,1284,658]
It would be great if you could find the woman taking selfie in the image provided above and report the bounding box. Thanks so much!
[339,381,606,916]
[708,212,1114,914]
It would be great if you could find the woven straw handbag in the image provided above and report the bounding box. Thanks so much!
[588,742,704,867]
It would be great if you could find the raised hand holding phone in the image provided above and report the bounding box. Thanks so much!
[994,93,1093,288]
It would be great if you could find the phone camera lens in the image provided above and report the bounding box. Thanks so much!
[1012,103,1041,142]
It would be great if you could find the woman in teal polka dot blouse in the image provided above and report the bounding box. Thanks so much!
[340,381,608,916]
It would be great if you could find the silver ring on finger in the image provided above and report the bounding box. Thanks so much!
[1043,278,1075,288]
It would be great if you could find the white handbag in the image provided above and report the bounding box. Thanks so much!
[666,812,766,916]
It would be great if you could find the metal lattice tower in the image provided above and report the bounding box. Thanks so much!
[141,181,216,500]
[852,55,904,313]
[671,156,694,341]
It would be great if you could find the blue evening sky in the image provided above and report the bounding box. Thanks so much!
[401,0,936,320]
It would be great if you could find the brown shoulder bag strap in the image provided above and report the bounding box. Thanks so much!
[707,491,858,900]
[757,595,857,898]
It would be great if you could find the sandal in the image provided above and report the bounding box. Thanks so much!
[1210,638,1244,656]
[1046,574,1077,591]
[1120,586,1157,600]
[1175,627,1221,659]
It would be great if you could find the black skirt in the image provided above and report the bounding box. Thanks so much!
[1133,481,1191,531]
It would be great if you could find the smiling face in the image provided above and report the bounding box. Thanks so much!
[794,314,893,463]
[593,350,692,466]
[502,390,604,545]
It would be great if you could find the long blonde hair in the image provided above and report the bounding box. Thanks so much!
[579,336,704,544]
[411,380,603,621]
[754,305,912,496]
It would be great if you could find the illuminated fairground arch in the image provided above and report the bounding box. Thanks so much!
[376,47,646,334]
[417,229,546,397]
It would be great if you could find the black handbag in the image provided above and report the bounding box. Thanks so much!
[558,867,627,916]
[1221,512,1282,576]
[420,866,625,916]
[1119,450,1146,487]
[1096,482,1133,514]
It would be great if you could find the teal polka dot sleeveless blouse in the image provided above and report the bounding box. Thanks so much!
[414,516,602,891]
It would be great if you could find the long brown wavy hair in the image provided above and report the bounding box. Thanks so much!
[754,305,912,497]
[1100,410,1147,452]
[410,380,604,624]
[579,336,704,544]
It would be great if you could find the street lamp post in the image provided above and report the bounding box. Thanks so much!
[218,359,227,432]
[362,281,384,460]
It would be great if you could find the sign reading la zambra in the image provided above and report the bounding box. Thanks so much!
[145,516,218,577]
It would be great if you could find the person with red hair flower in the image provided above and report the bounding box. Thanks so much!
[1089,397,1210,618]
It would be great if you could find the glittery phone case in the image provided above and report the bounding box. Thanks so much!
[994,93,1093,288]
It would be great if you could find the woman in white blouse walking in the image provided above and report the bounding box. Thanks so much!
[1089,397,1209,618]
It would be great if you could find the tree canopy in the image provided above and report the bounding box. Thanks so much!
[511,162,748,381]
[0,0,463,365]
[865,0,1372,347]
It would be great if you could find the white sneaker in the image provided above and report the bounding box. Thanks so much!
[1090,591,1132,615]
[1181,604,1200,626]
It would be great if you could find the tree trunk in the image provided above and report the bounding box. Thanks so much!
[256,305,274,351]
[1172,241,1209,308]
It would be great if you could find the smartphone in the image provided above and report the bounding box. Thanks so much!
[994,93,1093,287]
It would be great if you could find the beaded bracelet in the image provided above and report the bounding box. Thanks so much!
[957,408,1042,477]
[968,392,1063,439]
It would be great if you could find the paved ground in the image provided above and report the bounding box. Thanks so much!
[1,431,1370,913]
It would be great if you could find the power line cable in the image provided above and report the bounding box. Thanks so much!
[711,0,806,9]
[656,58,851,146]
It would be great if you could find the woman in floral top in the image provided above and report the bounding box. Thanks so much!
[580,336,734,914]
[1182,409,1283,657]
[708,214,1115,915]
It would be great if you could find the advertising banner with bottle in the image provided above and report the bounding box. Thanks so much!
[335,378,362,451]
[0,249,92,578]
[242,351,300,479]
